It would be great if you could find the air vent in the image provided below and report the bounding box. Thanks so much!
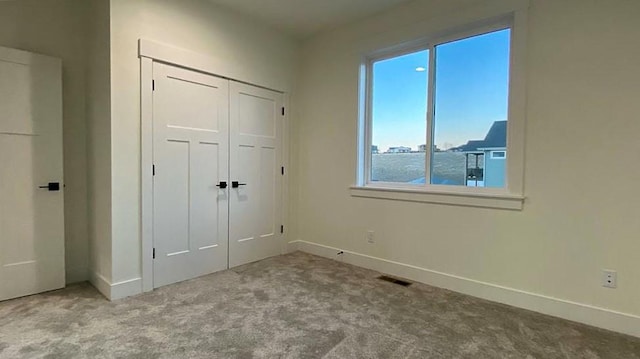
[377,275,412,287]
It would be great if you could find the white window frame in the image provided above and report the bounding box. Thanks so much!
[490,151,507,159]
[353,11,527,210]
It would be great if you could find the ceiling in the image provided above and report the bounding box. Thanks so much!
[209,0,414,39]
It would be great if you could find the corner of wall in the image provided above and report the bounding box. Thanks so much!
[86,0,114,295]
[89,269,112,299]
[89,269,142,301]
[66,267,89,284]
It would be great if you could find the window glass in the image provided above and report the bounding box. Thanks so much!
[370,50,429,183]
[431,29,511,188]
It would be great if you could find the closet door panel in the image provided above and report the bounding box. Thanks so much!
[229,82,283,268]
[152,63,229,288]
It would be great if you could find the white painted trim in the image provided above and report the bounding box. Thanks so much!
[490,150,507,159]
[355,62,367,186]
[89,270,142,301]
[350,186,524,210]
[289,240,640,338]
[280,93,290,254]
[505,8,528,196]
[65,266,89,284]
[138,39,289,93]
[89,271,111,299]
[110,277,143,300]
[0,45,62,67]
[425,44,436,186]
[140,57,154,293]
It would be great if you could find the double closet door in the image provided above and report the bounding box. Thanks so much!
[152,63,283,288]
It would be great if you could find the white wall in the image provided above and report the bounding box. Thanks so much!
[0,0,90,283]
[109,0,298,288]
[294,0,640,335]
[86,0,113,291]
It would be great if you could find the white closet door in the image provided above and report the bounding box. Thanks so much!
[229,81,283,268]
[152,63,229,288]
[0,46,64,301]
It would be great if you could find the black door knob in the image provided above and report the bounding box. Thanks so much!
[216,181,228,189]
[232,181,247,188]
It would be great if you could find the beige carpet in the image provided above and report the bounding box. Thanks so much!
[1,252,639,358]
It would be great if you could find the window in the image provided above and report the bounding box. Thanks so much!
[491,151,506,159]
[356,15,526,209]
[366,26,510,189]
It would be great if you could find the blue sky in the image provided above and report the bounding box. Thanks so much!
[371,29,511,152]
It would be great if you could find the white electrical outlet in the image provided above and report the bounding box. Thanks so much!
[602,270,617,289]
[366,230,375,244]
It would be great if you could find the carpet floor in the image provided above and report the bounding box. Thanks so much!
[1,252,639,358]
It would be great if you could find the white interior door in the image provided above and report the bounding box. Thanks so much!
[152,63,229,288]
[0,46,64,301]
[229,81,284,268]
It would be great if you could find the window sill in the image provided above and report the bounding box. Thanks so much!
[349,185,524,210]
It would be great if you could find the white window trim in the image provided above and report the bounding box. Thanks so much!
[353,10,528,210]
[491,151,507,159]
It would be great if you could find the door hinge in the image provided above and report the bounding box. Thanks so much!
[281,166,285,175]
[152,80,155,91]
[153,248,156,259]
[152,164,155,176]
[280,225,284,234]
[281,107,285,116]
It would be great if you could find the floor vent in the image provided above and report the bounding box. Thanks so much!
[377,275,412,287]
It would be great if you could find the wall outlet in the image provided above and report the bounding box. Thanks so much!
[366,230,375,244]
[602,270,617,289]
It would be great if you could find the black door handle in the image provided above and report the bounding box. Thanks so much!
[216,181,228,189]
[39,182,60,191]
[232,181,247,188]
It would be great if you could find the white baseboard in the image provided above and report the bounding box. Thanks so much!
[110,277,142,300]
[66,266,89,284]
[89,271,111,299]
[89,271,142,301]
[289,240,640,338]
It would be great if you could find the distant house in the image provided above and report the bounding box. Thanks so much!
[456,121,507,188]
[371,145,379,154]
[418,144,427,152]
[386,146,411,153]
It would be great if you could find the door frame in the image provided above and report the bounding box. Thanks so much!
[139,39,290,292]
